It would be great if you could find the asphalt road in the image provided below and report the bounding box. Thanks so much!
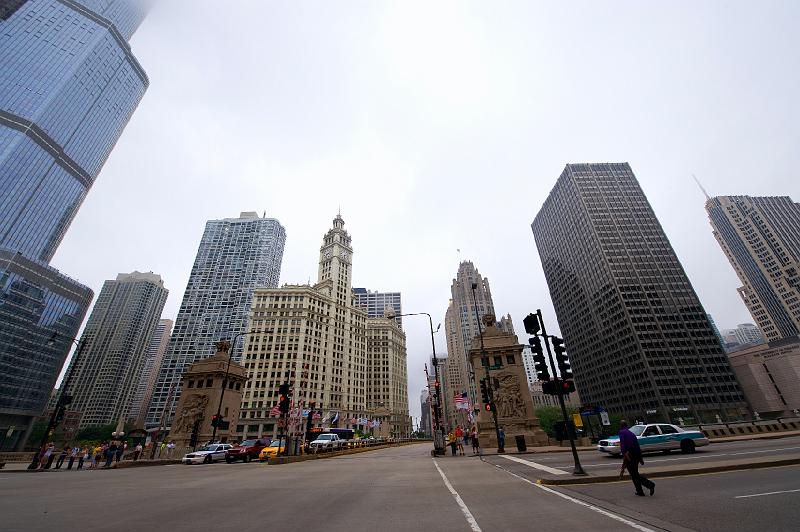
[561,465,800,532]
[1,441,797,532]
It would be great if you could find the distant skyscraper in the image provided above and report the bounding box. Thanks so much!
[532,163,747,423]
[721,323,766,351]
[129,318,173,424]
[0,0,148,449]
[146,213,286,427]
[63,272,167,428]
[420,388,432,436]
[706,195,800,342]
[353,288,402,327]
[443,261,511,427]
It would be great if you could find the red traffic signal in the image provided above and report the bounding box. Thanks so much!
[485,403,495,412]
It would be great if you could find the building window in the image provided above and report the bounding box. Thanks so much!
[206,378,213,387]
[187,380,194,388]
[507,354,515,365]
[493,356,503,367]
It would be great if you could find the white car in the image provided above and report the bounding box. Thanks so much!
[597,423,709,457]
[309,433,343,452]
[182,444,232,464]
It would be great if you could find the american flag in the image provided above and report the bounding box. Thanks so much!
[269,404,281,417]
[455,392,470,411]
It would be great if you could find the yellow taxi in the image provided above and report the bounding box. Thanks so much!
[258,441,304,461]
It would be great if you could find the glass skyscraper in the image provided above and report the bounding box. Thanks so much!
[146,213,286,428]
[0,0,149,449]
[532,163,748,423]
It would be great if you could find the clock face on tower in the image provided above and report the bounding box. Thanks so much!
[340,250,349,262]
[324,249,332,259]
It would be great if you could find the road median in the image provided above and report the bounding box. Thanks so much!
[537,453,800,486]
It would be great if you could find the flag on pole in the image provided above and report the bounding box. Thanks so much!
[269,404,280,417]
[455,392,470,411]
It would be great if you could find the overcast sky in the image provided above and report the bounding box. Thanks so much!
[51,0,800,425]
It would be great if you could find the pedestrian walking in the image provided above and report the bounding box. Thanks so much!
[447,431,458,456]
[67,446,78,469]
[105,442,117,468]
[471,427,479,454]
[167,441,175,457]
[115,441,124,462]
[133,443,143,461]
[78,447,88,470]
[497,427,505,450]
[618,420,655,497]
[454,426,465,456]
[54,447,68,469]
[42,443,55,469]
[91,445,102,469]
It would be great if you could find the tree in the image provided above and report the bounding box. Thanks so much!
[535,405,580,438]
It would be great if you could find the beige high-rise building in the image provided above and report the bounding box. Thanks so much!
[706,195,800,342]
[443,261,513,429]
[237,215,409,440]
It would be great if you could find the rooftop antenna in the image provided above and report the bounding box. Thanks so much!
[692,174,710,201]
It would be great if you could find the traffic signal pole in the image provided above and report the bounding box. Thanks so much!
[471,283,504,453]
[536,309,585,475]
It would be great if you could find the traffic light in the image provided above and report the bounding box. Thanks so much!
[523,313,541,335]
[479,379,490,405]
[278,383,290,395]
[529,336,550,381]
[279,394,290,414]
[60,394,73,406]
[552,336,573,379]
[541,380,556,395]
[211,414,221,427]
[484,402,495,413]
[562,380,576,394]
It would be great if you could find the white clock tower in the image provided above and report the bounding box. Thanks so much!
[318,214,353,305]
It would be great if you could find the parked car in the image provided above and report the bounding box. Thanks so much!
[597,423,709,457]
[182,443,233,464]
[309,433,343,452]
[225,439,266,463]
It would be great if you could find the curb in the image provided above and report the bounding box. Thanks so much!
[0,459,182,473]
[538,457,800,486]
[268,441,423,465]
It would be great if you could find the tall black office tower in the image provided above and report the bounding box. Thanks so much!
[0,0,149,449]
[532,163,748,423]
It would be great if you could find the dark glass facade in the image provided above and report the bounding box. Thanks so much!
[532,163,748,423]
[0,250,92,450]
[0,0,147,449]
[0,0,148,262]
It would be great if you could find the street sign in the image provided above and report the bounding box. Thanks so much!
[572,414,583,427]
[600,412,610,426]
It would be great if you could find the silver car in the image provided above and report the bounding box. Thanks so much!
[597,423,709,457]
[182,443,232,464]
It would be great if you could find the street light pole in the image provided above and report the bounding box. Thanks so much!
[470,283,504,453]
[387,312,446,456]
[28,333,86,470]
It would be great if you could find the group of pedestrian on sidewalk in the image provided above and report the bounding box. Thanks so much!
[447,426,482,456]
[35,440,142,471]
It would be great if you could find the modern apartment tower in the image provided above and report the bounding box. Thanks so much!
[0,0,149,449]
[129,318,173,424]
[63,272,167,428]
[146,213,286,427]
[532,163,747,423]
[353,288,402,327]
[706,195,800,342]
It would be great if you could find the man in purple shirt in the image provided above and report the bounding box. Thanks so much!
[619,420,655,496]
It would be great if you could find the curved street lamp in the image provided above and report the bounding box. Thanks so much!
[386,311,446,456]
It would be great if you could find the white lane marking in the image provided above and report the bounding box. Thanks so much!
[502,454,569,475]
[433,459,482,532]
[493,464,655,531]
[735,488,800,499]
[727,446,800,456]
